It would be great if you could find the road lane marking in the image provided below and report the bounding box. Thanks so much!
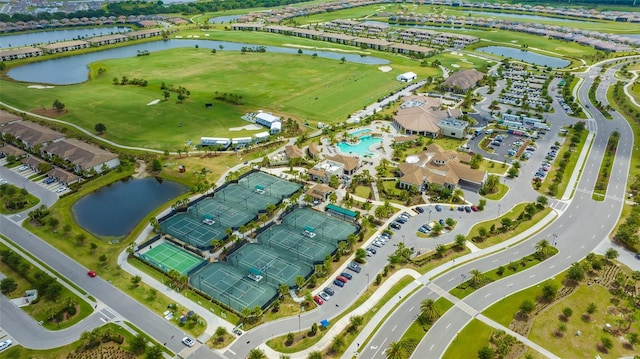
[446,323,451,329]
[409,306,414,312]
[549,265,555,269]
[228,349,236,355]
[567,255,572,259]
[430,344,435,351]
[484,293,491,298]
[530,275,536,278]
[492,259,499,263]
[392,325,397,332]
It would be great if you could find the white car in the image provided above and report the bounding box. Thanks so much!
[0,339,13,351]
[56,187,68,193]
[318,292,330,301]
[17,165,28,171]
[0,179,7,184]
[182,336,195,347]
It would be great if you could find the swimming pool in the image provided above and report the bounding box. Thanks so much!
[348,128,372,137]
[337,136,382,157]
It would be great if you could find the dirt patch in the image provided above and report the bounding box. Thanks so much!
[134,160,150,179]
[30,108,68,118]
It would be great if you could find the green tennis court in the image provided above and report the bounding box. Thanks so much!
[230,243,312,287]
[191,263,278,312]
[161,213,224,249]
[190,198,254,229]
[283,207,358,244]
[139,242,204,275]
[258,224,335,263]
[239,171,301,198]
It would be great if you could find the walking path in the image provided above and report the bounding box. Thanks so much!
[623,70,639,108]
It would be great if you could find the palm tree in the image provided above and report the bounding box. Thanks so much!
[385,341,406,359]
[247,348,267,359]
[470,269,485,287]
[535,239,552,259]
[420,298,440,323]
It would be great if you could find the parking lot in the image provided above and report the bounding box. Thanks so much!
[0,158,69,195]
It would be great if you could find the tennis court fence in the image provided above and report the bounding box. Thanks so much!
[164,236,206,258]
[136,234,162,252]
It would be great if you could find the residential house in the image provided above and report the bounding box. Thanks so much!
[0,47,43,61]
[41,138,120,175]
[87,34,128,46]
[1,121,65,149]
[306,183,334,202]
[46,167,81,186]
[441,69,484,92]
[0,110,22,126]
[41,40,90,54]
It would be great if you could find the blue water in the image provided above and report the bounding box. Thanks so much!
[72,177,187,237]
[7,39,390,85]
[0,27,132,49]
[348,128,371,137]
[208,15,241,23]
[337,135,382,157]
[476,46,570,68]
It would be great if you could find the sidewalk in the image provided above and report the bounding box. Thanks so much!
[259,269,422,359]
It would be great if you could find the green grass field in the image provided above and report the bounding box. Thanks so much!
[0,45,437,150]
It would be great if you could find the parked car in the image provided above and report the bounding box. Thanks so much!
[396,217,407,224]
[435,204,442,212]
[348,262,362,273]
[336,276,348,283]
[464,206,472,213]
[438,219,445,226]
[367,247,377,255]
[324,287,335,296]
[333,279,345,287]
[17,165,28,171]
[418,227,429,234]
[182,337,195,347]
[457,206,465,212]
[491,141,501,146]
[390,223,401,230]
[319,292,330,301]
[372,241,383,248]
[43,177,55,184]
[415,206,425,213]
[0,339,13,351]
[313,295,324,305]
[340,272,353,280]
[400,212,410,219]
[471,205,479,212]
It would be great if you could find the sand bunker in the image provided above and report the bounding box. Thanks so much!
[175,36,183,38]
[28,85,54,89]
[229,124,262,131]
[378,66,392,73]
[147,99,161,106]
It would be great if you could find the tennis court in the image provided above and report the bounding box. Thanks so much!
[138,241,204,275]
[216,184,275,212]
[190,263,277,312]
[160,213,224,249]
[283,207,358,245]
[239,171,301,198]
[258,224,335,263]
[230,243,312,287]
[190,198,255,230]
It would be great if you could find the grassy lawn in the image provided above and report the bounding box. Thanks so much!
[442,319,494,359]
[482,183,508,201]
[537,129,588,198]
[466,203,553,249]
[592,133,619,201]
[0,186,40,214]
[354,185,372,199]
[478,160,509,175]
[397,298,454,356]
[449,248,558,299]
[414,246,471,276]
[529,285,640,358]
[267,276,415,353]
[0,240,93,330]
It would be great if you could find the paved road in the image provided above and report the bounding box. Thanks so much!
[350,56,639,359]
[0,215,210,356]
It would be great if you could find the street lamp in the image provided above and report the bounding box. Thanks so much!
[497,204,501,218]
[298,314,301,332]
[366,273,369,286]
[428,210,432,223]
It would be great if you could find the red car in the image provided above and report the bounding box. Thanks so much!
[471,205,479,212]
[336,275,348,283]
[313,295,324,305]
[87,270,97,278]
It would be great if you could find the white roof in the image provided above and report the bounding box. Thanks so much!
[201,137,230,144]
[270,122,282,130]
[253,131,270,138]
[256,112,281,124]
[398,71,417,78]
[232,137,253,143]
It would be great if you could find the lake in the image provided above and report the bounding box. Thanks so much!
[476,46,570,68]
[7,38,390,85]
[208,15,241,23]
[72,177,187,237]
[0,27,132,49]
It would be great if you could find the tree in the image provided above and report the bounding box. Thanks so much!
[131,275,142,287]
[600,336,613,352]
[151,159,162,172]
[94,123,107,134]
[562,307,573,319]
[145,345,164,359]
[129,334,147,355]
[483,174,500,193]
[294,276,305,290]
[470,269,485,287]
[331,335,345,352]
[215,326,227,340]
[519,299,535,317]
[349,315,364,330]
[384,341,406,359]
[566,262,585,283]
[478,347,495,359]
[536,195,548,207]
[627,332,639,349]
[340,56,346,64]
[90,242,98,254]
[99,254,107,266]
[586,302,597,315]
[0,278,17,295]
[605,247,619,261]
[541,283,558,301]
[420,298,440,323]
[247,348,267,359]
[308,352,322,359]
[535,239,552,259]
[52,99,65,112]
[454,234,466,249]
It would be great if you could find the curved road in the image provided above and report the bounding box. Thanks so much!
[350,56,638,359]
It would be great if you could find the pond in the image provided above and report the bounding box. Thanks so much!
[475,46,570,68]
[208,15,241,23]
[7,39,390,85]
[72,177,187,237]
[0,27,132,49]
